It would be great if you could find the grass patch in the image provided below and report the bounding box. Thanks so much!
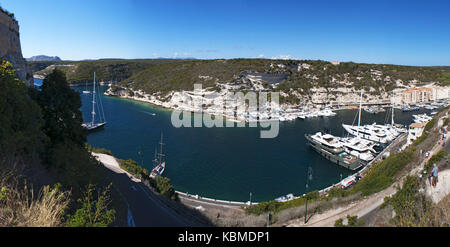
[245,190,319,215]
[424,118,437,132]
[413,132,429,146]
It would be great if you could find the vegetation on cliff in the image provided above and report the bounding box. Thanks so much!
[117,158,177,201]
[382,176,449,226]
[115,58,450,98]
[0,6,15,19]
[32,59,180,84]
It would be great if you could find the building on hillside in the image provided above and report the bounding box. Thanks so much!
[330,61,340,65]
[401,87,433,104]
[398,85,449,104]
[407,122,426,145]
[433,86,450,100]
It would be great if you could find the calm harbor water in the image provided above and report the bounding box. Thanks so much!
[35,79,433,202]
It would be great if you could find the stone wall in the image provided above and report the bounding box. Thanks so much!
[0,10,32,85]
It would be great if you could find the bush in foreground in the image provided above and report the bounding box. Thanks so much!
[66,184,115,227]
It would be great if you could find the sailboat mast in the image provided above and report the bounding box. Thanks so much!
[159,133,164,164]
[391,97,394,126]
[357,90,362,136]
[91,72,96,126]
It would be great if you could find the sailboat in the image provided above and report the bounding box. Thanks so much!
[150,133,166,178]
[342,92,404,144]
[82,72,107,131]
[82,81,91,94]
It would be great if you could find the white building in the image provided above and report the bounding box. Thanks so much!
[407,122,426,145]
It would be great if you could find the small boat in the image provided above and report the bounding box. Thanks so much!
[413,113,432,123]
[82,81,91,94]
[402,105,419,112]
[318,109,336,117]
[275,193,294,202]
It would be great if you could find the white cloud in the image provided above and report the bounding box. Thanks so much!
[271,55,298,60]
[258,54,265,58]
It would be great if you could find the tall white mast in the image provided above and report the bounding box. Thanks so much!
[391,97,394,126]
[159,132,165,164]
[357,90,362,136]
[91,72,96,126]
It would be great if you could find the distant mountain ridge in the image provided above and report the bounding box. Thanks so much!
[27,55,61,62]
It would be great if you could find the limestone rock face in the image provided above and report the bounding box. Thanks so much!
[0,10,33,85]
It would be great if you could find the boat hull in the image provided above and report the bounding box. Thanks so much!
[82,122,107,132]
[342,124,389,144]
[305,135,362,171]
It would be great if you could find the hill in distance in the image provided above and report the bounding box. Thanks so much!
[27,55,62,62]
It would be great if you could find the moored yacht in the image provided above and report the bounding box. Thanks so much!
[305,132,362,170]
[340,137,375,162]
[82,72,107,131]
[413,113,432,123]
[150,133,166,178]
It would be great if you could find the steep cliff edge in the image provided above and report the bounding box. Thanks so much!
[0,8,33,85]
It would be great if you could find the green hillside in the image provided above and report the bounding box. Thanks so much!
[116,59,449,95]
[32,59,181,84]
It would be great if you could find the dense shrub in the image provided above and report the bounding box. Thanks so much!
[149,176,177,201]
[424,150,448,173]
[119,159,149,178]
[383,176,432,226]
[66,184,115,227]
[350,150,415,196]
[87,145,113,156]
[413,132,429,146]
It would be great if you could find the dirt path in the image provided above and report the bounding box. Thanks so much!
[288,122,450,227]
[425,169,450,203]
[287,182,396,227]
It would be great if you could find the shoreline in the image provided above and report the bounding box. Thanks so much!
[93,86,447,204]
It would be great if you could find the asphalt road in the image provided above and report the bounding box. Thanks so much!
[95,153,203,227]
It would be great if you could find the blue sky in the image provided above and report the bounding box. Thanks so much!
[2,0,450,65]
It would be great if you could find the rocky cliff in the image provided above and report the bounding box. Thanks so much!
[0,9,33,85]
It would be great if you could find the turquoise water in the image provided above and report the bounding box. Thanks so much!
[35,78,434,202]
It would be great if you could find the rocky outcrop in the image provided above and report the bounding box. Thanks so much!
[0,9,33,85]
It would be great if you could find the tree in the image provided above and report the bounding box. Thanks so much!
[0,60,45,158]
[37,69,86,147]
